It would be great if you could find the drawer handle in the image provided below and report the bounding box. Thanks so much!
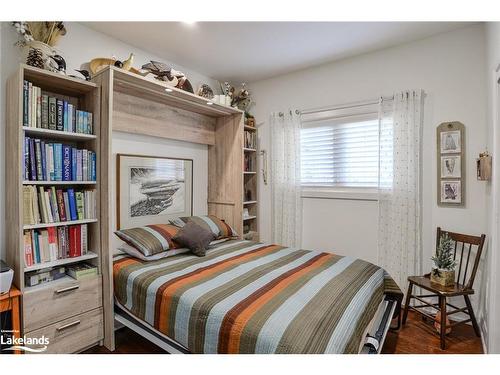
[56,320,81,331]
[55,285,79,294]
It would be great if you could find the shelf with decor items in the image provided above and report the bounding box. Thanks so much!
[5,64,103,354]
[243,122,259,241]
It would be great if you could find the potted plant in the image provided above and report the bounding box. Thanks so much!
[431,233,456,286]
[12,22,66,70]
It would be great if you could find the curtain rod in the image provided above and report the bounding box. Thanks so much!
[299,97,391,116]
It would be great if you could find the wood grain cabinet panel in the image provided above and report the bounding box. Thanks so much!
[24,276,102,332]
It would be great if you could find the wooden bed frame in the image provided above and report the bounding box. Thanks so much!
[92,67,245,351]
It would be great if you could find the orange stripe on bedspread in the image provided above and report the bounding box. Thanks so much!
[219,252,332,353]
[155,245,281,333]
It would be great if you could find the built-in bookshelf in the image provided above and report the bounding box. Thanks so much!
[6,65,103,353]
[243,122,259,240]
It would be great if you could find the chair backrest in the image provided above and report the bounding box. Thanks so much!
[436,227,486,290]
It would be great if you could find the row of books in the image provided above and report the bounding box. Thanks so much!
[244,154,255,172]
[23,186,96,225]
[244,130,257,149]
[24,137,96,182]
[23,80,93,134]
[23,224,89,267]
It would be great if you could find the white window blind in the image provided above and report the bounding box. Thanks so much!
[300,110,380,188]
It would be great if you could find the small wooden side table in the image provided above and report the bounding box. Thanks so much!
[0,286,22,354]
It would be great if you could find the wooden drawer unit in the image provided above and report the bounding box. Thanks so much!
[25,307,103,354]
[24,276,102,332]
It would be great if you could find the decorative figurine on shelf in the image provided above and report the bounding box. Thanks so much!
[46,54,67,74]
[74,69,91,81]
[171,68,194,93]
[141,61,178,86]
[197,84,214,99]
[89,54,146,76]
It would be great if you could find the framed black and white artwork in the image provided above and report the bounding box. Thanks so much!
[117,154,193,229]
[436,122,465,207]
[440,180,461,204]
[440,130,461,154]
[441,155,461,178]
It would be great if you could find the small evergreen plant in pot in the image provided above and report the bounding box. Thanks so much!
[431,233,457,286]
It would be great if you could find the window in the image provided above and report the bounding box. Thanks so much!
[300,107,380,188]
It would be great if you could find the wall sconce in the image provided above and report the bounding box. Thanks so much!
[476,151,492,181]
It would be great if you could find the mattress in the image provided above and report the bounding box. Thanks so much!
[113,239,402,354]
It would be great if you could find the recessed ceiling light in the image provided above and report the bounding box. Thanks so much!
[206,102,213,105]
[165,88,173,92]
[182,21,197,26]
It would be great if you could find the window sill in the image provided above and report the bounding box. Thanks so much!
[301,187,379,201]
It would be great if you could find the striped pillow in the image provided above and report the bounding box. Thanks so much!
[114,224,181,257]
[170,215,238,239]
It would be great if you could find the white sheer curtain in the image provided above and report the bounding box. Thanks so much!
[270,110,302,247]
[378,90,424,291]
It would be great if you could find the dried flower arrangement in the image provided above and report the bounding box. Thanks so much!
[12,22,66,47]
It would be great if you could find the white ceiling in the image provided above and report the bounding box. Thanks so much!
[83,22,472,83]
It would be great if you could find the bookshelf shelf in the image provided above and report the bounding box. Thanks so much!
[244,171,256,175]
[244,125,257,131]
[23,180,97,185]
[24,251,99,273]
[243,200,258,205]
[23,218,98,230]
[243,215,257,221]
[243,147,257,152]
[23,126,96,141]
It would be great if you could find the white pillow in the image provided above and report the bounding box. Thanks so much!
[118,243,190,261]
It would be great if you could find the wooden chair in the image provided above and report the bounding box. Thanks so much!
[402,227,486,350]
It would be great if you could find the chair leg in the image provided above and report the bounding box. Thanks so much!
[464,295,481,337]
[439,296,447,350]
[402,282,413,325]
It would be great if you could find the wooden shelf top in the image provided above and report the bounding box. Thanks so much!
[97,66,243,118]
[23,127,97,141]
[243,215,257,221]
[244,171,256,175]
[243,200,258,205]
[23,180,96,185]
[244,125,257,131]
[21,64,97,95]
[243,148,257,152]
[24,251,99,273]
[23,218,98,230]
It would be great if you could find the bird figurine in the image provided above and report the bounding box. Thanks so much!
[75,69,91,81]
[47,54,67,74]
[141,61,177,84]
[122,53,134,71]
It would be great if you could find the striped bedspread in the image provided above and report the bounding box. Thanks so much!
[113,240,401,354]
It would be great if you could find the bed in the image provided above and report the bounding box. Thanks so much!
[112,239,402,354]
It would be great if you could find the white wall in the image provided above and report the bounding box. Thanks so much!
[250,23,489,336]
[485,22,500,354]
[0,22,217,260]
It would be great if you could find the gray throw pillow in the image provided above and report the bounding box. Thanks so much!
[173,221,216,257]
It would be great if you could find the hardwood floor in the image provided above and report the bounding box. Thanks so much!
[83,311,483,354]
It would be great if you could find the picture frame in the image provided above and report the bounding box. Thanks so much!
[441,155,461,178]
[117,154,193,229]
[436,122,465,207]
[440,180,461,204]
[440,130,461,154]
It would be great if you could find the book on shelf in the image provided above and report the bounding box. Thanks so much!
[22,80,93,134]
[244,154,254,172]
[244,130,257,149]
[23,223,89,267]
[67,263,97,280]
[24,136,96,182]
[22,185,96,225]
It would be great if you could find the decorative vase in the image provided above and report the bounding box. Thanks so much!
[22,41,57,69]
[430,268,455,286]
